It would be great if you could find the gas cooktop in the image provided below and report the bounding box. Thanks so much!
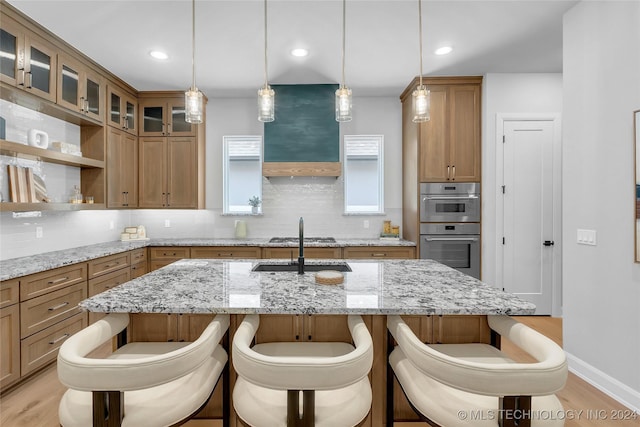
[268,237,337,244]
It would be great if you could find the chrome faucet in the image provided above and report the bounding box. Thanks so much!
[298,217,305,274]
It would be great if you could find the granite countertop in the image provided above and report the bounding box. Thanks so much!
[0,238,416,281]
[80,259,535,316]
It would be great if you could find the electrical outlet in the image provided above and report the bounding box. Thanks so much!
[36,226,43,238]
[363,220,369,229]
[164,219,171,228]
[577,229,597,246]
[109,220,115,230]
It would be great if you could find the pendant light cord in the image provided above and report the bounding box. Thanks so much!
[418,0,423,87]
[341,0,346,88]
[264,0,269,87]
[191,0,196,90]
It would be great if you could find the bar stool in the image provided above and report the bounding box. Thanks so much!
[57,313,230,427]
[387,315,568,427]
[232,314,373,427]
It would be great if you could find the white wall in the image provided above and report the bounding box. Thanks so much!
[563,0,640,410]
[481,73,563,310]
[202,95,403,239]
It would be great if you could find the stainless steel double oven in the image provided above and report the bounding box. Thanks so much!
[419,183,481,279]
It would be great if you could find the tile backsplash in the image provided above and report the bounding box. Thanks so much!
[0,176,402,260]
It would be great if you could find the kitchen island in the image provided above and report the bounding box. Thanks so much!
[78,258,534,426]
[80,258,534,315]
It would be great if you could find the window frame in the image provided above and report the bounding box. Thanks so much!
[222,135,263,215]
[343,134,385,215]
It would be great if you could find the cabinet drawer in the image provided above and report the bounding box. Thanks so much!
[20,264,86,301]
[88,269,130,297]
[0,279,19,308]
[21,311,86,376]
[191,246,261,259]
[130,248,148,264]
[343,246,416,259]
[20,282,87,338]
[130,261,148,279]
[88,253,130,279]
[149,247,190,260]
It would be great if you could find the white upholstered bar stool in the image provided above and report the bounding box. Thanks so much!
[387,315,568,427]
[232,314,374,427]
[57,313,230,427]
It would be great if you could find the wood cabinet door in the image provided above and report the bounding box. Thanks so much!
[106,127,124,207]
[0,304,20,389]
[449,85,480,182]
[128,313,178,342]
[167,137,197,208]
[121,132,138,207]
[139,137,167,208]
[57,53,83,113]
[419,86,449,182]
[167,100,195,137]
[0,17,24,88]
[139,99,167,136]
[255,314,303,343]
[82,66,104,123]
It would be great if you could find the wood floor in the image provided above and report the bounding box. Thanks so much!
[1,316,638,427]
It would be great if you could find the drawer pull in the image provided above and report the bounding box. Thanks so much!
[48,301,70,311]
[49,333,70,345]
[371,253,387,257]
[47,276,69,285]
[218,253,233,257]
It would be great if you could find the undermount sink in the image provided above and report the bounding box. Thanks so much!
[252,262,351,272]
[268,237,337,244]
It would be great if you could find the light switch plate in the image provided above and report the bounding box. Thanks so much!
[36,226,43,238]
[577,229,597,246]
[164,219,171,228]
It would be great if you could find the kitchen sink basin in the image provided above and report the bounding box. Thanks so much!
[268,237,337,244]
[252,262,351,272]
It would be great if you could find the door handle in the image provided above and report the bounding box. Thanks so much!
[543,240,555,247]
[447,165,450,180]
[452,165,456,180]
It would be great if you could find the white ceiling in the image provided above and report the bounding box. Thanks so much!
[8,0,578,97]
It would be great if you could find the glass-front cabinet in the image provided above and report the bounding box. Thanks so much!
[138,97,195,137]
[0,16,57,103]
[57,54,104,122]
[107,85,137,135]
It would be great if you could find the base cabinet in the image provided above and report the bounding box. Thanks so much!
[0,303,20,389]
[128,313,224,419]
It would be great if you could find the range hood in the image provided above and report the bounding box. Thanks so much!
[263,84,341,177]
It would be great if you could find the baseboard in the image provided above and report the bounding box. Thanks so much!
[566,352,640,413]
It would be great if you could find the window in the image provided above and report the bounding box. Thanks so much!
[344,135,384,214]
[223,136,262,214]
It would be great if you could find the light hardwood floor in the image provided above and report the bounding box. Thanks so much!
[1,317,638,427]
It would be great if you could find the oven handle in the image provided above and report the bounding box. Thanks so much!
[424,237,479,242]
[423,195,479,200]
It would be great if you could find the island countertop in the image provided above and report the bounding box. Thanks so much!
[80,259,535,315]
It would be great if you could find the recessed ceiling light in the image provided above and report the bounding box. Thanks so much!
[149,50,169,60]
[291,48,309,57]
[435,46,453,56]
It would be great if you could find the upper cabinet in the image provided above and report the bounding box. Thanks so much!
[107,84,137,135]
[402,77,481,183]
[138,95,195,137]
[56,53,104,122]
[0,16,57,103]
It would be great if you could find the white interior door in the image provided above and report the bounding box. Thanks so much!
[501,119,556,314]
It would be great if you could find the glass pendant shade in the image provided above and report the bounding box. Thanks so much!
[185,87,203,124]
[258,85,275,122]
[335,86,352,122]
[412,84,430,123]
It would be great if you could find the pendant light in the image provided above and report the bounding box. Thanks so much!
[335,0,352,122]
[258,0,275,122]
[185,0,203,124]
[412,0,430,123]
